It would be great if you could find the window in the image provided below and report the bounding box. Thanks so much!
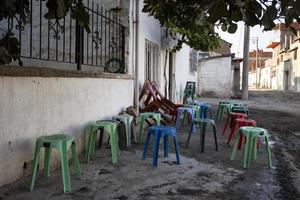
[189,49,198,74]
[294,49,297,60]
[145,39,160,85]
[271,70,276,78]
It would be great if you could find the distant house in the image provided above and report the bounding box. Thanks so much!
[248,50,273,88]
[266,22,300,91]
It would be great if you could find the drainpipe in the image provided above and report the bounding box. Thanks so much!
[133,0,139,114]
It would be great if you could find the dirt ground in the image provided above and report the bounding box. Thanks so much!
[0,90,299,200]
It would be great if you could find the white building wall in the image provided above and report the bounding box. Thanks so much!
[0,76,134,186]
[174,44,197,102]
[137,0,161,90]
[197,56,232,98]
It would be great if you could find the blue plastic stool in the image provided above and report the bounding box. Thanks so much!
[175,107,196,132]
[199,103,213,119]
[142,126,180,167]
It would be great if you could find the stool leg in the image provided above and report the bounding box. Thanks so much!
[243,135,251,169]
[212,124,218,151]
[142,130,152,160]
[175,111,182,130]
[185,122,194,148]
[253,137,258,160]
[163,135,169,158]
[216,106,221,121]
[230,133,241,160]
[138,117,146,144]
[90,130,97,158]
[125,120,131,148]
[44,147,52,177]
[85,126,95,163]
[156,115,161,126]
[264,136,272,168]
[228,123,239,144]
[200,123,206,153]
[152,131,161,167]
[247,136,256,168]
[173,136,180,164]
[222,116,230,135]
[183,112,188,127]
[29,142,42,191]
[71,141,81,178]
[109,129,118,164]
[209,108,213,119]
[220,106,224,121]
[59,142,71,193]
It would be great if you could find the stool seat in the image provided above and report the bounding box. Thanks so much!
[29,134,81,193]
[186,118,218,153]
[85,121,119,164]
[142,125,180,167]
[230,126,272,169]
[137,112,161,143]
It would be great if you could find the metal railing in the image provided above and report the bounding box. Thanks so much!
[6,0,125,72]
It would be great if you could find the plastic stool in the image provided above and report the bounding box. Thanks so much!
[142,126,180,167]
[186,118,218,153]
[175,107,196,132]
[137,112,161,143]
[231,105,249,115]
[113,114,134,148]
[85,121,119,164]
[216,101,231,121]
[230,126,272,169]
[222,112,247,135]
[199,103,213,119]
[227,118,257,146]
[29,134,81,193]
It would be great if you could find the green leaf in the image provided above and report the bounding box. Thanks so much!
[228,23,237,33]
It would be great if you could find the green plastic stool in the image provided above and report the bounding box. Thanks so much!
[29,134,81,193]
[85,121,119,164]
[137,112,161,143]
[230,126,272,169]
[112,114,134,148]
[216,101,232,121]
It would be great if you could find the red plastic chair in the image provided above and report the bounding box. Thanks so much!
[222,112,247,136]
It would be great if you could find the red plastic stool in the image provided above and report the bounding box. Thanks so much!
[222,112,247,136]
[227,118,257,147]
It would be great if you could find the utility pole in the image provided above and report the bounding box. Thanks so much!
[251,36,259,88]
[242,25,250,100]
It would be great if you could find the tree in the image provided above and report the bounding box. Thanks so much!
[143,0,300,51]
[0,0,90,65]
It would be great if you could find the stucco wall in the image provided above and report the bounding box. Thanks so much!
[197,56,232,98]
[0,75,134,186]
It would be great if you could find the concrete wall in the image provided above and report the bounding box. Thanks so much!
[197,56,232,98]
[0,75,134,186]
